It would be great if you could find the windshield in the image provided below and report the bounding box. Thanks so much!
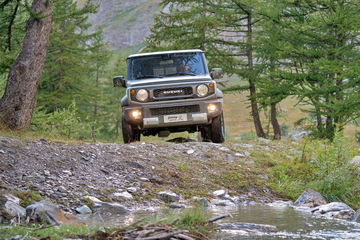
[127,52,207,80]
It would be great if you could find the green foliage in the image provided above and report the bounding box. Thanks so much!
[356,132,360,144]
[13,190,44,208]
[280,124,289,137]
[32,101,91,139]
[239,131,257,141]
[270,134,360,208]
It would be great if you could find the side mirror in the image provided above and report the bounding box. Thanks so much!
[113,76,126,88]
[210,68,223,80]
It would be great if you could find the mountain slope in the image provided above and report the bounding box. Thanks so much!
[88,0,162,50]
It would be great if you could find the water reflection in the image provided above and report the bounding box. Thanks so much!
[212,204,360,240]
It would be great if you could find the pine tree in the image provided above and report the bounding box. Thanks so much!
[258,0,360,140]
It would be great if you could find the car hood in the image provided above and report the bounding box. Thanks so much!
[126,75,212,88]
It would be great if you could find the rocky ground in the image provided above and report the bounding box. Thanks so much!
[0,136,285,213]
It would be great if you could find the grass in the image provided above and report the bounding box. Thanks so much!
[0,225,98,240]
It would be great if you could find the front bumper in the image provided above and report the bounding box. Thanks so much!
[123,99,223,129]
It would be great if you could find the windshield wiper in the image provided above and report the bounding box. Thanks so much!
[165,72,196,77]
[136,75,163,79]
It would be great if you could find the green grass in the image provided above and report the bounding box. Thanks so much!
[0,225,97,240]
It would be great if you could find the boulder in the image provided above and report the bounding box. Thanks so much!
[157,190,180,202]
[92,202,129,217]
[75,205,92,215]
[0,193,26,223]
[352,209,360,223]
[191,197,209,207]
[26,200,80,225]
[212,189,227,198]
[112,191,133,201]
[312,202,355,220]
[294,189,327,207]
[169,203,187,209]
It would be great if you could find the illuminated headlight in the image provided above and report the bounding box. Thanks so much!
[208,104,217,113]
[131,110,142,119]
[136,89,149,102]
[197,84,209,97]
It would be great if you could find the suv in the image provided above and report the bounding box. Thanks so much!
[113,49,225,143]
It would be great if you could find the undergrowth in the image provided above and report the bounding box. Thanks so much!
[270,134,360,209]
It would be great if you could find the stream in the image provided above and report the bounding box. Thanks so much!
[86,204,360,240]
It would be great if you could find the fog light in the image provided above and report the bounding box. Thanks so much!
[208,104,217,112]
[131,110,142,119]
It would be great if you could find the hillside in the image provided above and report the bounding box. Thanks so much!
[88,0,162,50]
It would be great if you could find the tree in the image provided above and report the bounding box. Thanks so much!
[0,0,53,130]
[261,0,360,140]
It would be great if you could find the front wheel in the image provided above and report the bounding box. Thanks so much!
[122,116,140,143]
[210,113,225,143]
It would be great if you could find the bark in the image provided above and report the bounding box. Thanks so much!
[0,0,53,130]
[271,103,281,140]
[246,11,266,138]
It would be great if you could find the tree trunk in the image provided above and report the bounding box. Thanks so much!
[246,12,266,138]
[0,0,53,130]
[271,102,281,140]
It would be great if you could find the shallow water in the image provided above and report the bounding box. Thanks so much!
[83,204,360,240]
[211,204,360,240]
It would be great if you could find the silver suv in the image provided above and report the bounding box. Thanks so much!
[113,49,225,143]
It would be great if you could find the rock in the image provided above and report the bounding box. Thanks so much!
[235,151,250,157]
[219,147,230,152]
[210,199,235,207]
[139,177,150,182]
[169,203,187,209]
[352,209,360,223]
[57,186,67,193]
[266,200,293,208]
[92,202,129,217]
[186,149,195,154]
[0,193,26,223]
[126,187,137,193]
[84,196,102,203]
[191,197,209,207]
[294,189,327,207]
[216,222,278,232]
[312,202,355,220]
[26,200,80,225]
[212,189,227,198]
[112,191,134,200]
[158,190,180,202]
[350,156,360,165]
[75,205,92,215]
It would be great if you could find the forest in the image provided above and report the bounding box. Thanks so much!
[1,0,360,142]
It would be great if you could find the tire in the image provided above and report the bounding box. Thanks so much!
[199,125,212,142]
[122,116,140,143]
[210,112,225,143]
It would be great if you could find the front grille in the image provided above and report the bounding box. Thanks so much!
[150,105,200,116]
[153,87,193,98]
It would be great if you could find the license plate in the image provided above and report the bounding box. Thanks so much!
[164,114,187,123]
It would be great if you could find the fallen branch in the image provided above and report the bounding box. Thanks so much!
[208,213,232,223]
[136,230,189,240]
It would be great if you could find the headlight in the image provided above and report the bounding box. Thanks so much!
[136,89,149,102]
[197,84,209,96]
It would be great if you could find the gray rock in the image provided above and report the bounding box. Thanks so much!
[0,194,26,223]
[212,189,227,198]
[350,156,360,165]
[92,202,129,217]
[312,202,355,220]
[235,151,250,157]
[210,199,235,207]
[126,187,137,193]
[267,200,293,208]
[139,177,150,182]
[217,222,278,232]
[158,190,180,202]
[26,200,80,225]
[57,186,67,193]
[169,203,187,209]
[112,191,133,200]
[352,209,360,223]
[191,197,209,207]
[294,189,327,207]
[186,149,195,154]
[84,196,102,203]
[75,205,92,215]
[219,147,230,152]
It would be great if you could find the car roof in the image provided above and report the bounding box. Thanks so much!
[128,49,204,58]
